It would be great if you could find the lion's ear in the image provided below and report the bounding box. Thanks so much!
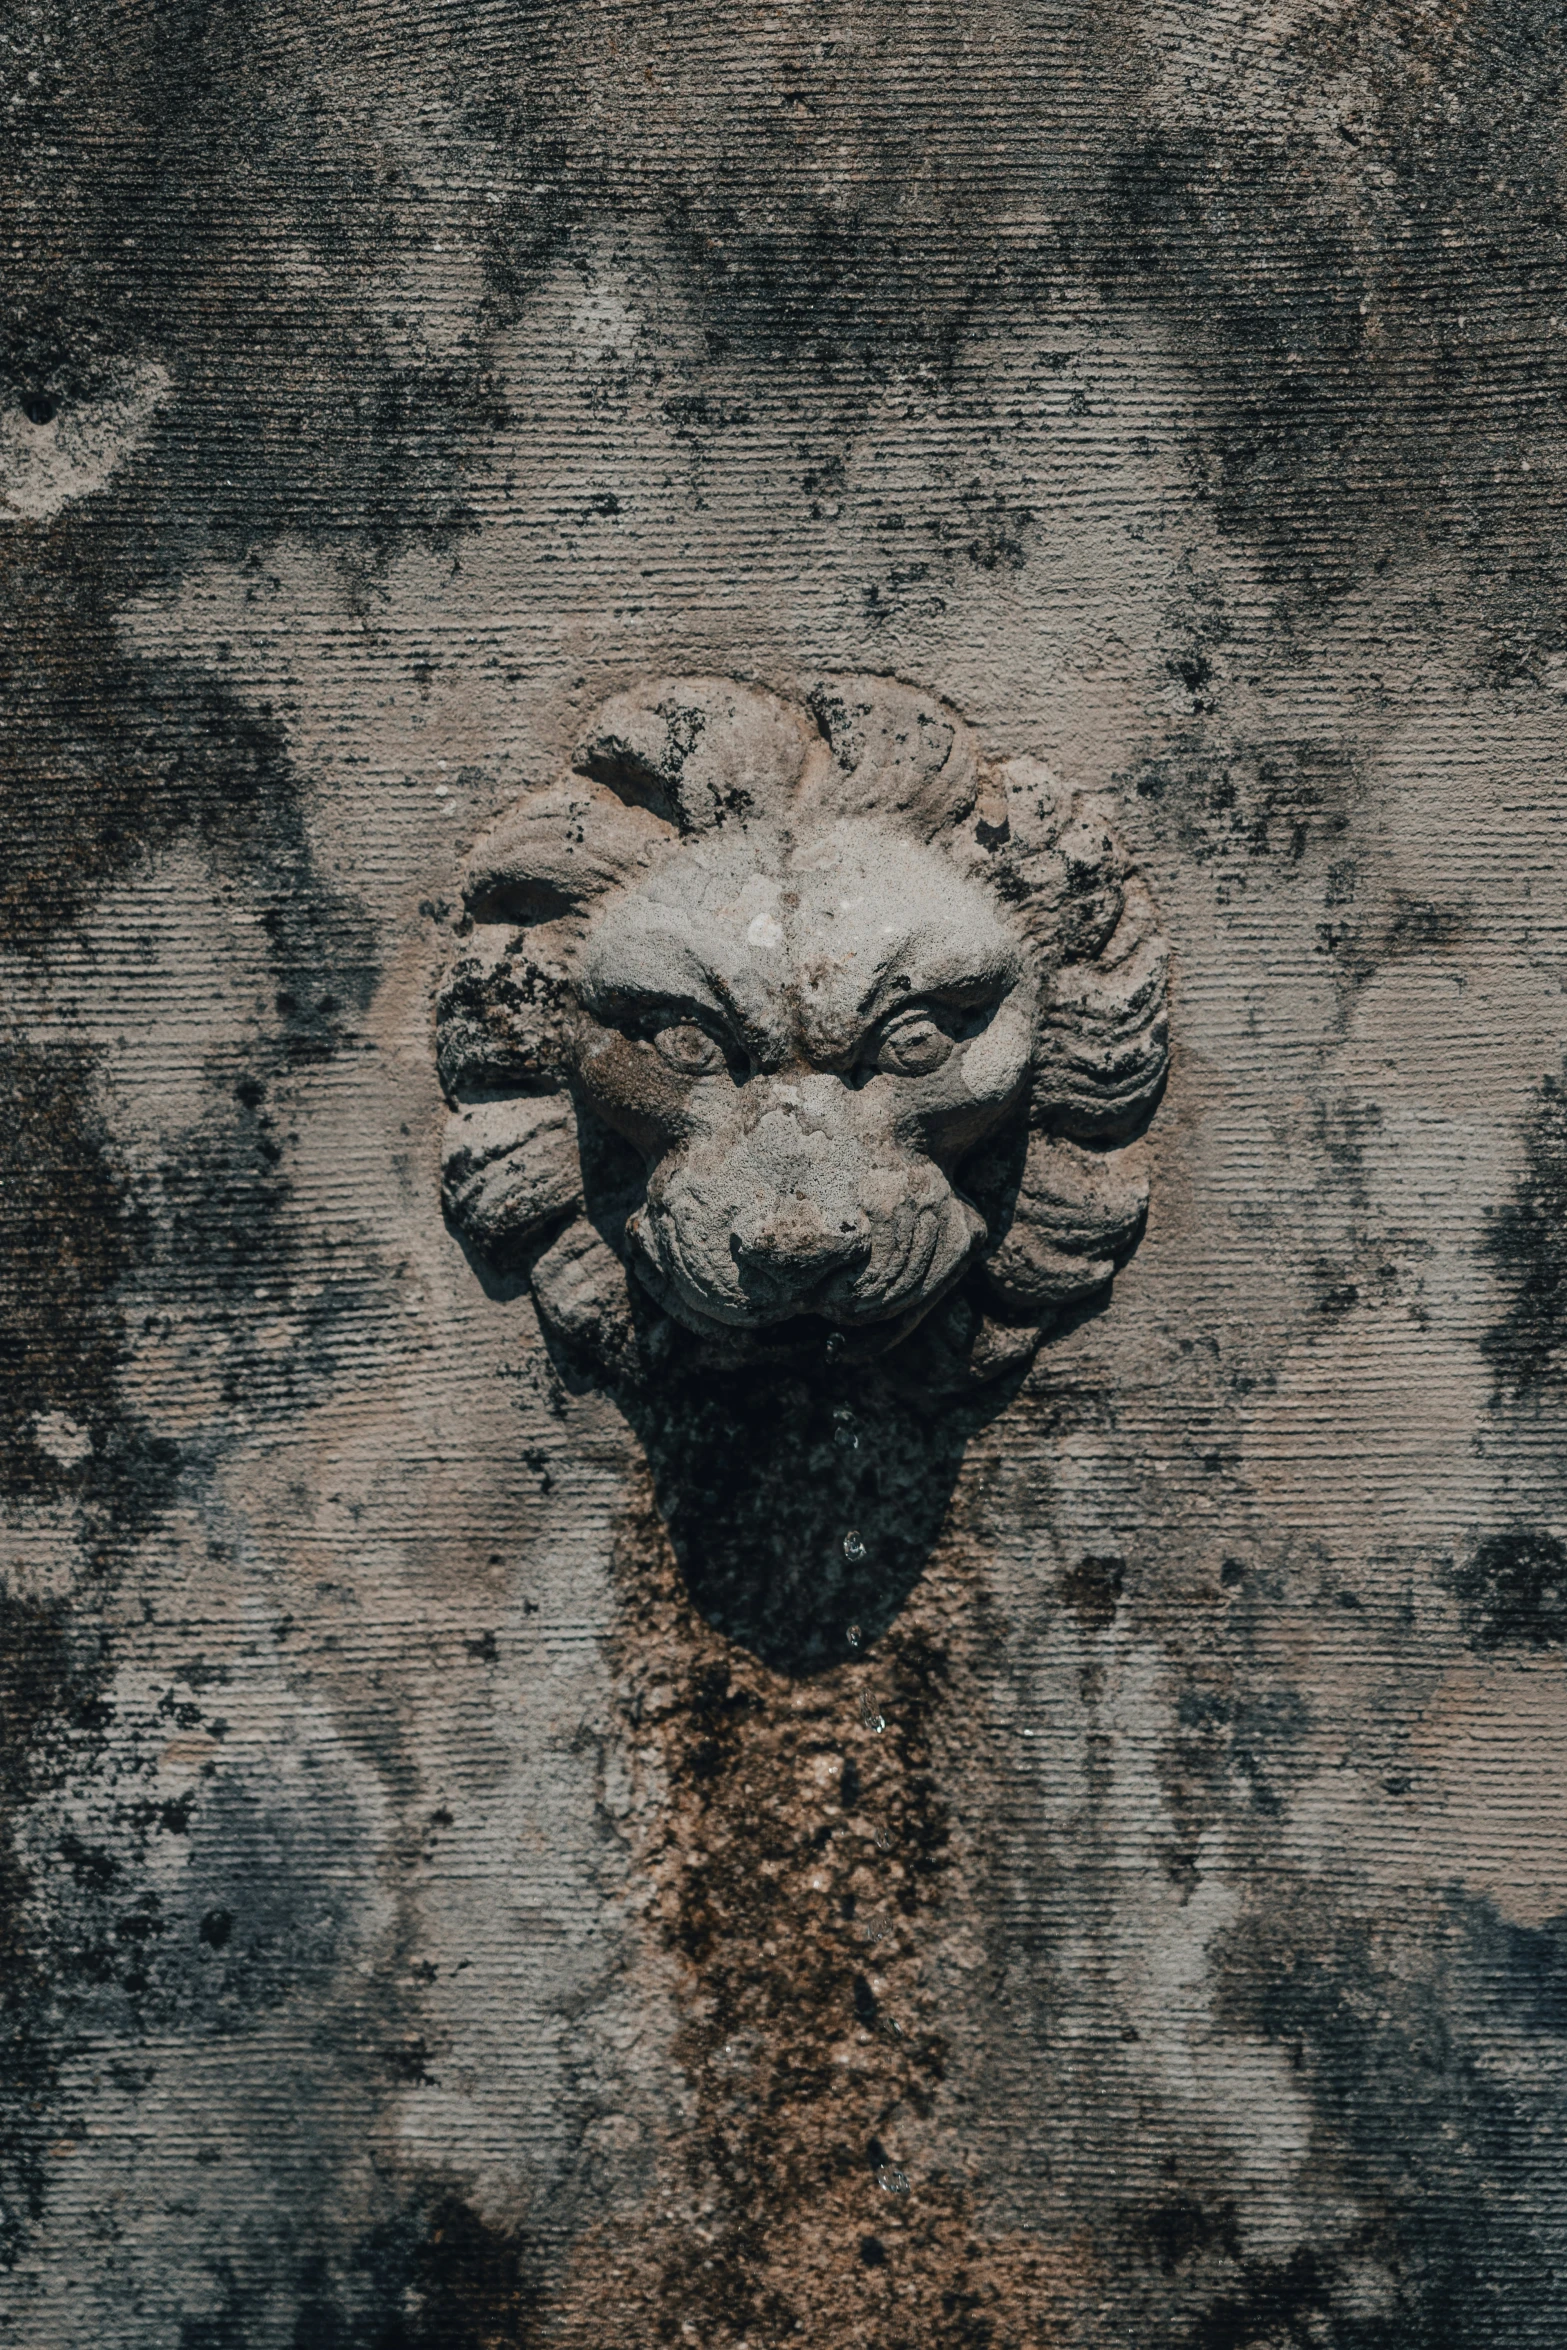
[1036,876,1170,1141]
[801,674,979,837]
[953,759,1133,962]
[979,1131,1151,1314]
[960,761,1169,1138]
[529,1214,641,1377]
[462,783,673,924]
[435,922,576,1101]
[573,677,813,831]
[440,1097,583,1265]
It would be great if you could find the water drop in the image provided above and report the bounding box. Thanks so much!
[873,1825,893,1851]
[857,1691,886,1735]
[825,1331,846,1362]
[842,1529,866,1563]
[875,2166,911,2195]
[846,1623,863,1650]
[832,1407,861,1452]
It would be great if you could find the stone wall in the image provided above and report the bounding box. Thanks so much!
[4,4,1567,2343]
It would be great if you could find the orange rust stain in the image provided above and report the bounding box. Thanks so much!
[542,1477,1096,2347]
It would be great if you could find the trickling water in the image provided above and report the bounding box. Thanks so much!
[857,1691,886,1735]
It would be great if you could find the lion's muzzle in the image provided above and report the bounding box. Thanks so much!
[625,1079,982,1334]
[729,1188,873,1303]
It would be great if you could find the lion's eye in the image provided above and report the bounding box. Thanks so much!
[872,1008,954,1077]
[650,1020,726,1077]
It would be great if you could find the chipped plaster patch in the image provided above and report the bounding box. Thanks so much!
[0,1499,85,1604]
[1410,1663,1567,1928]
[1243,1310,1490,1542]
[0,843,277,1152]
[0,362,171,523]
[31,1411,93,1468]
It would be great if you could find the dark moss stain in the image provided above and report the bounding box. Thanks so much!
[1156,1668,1235,1899]
[1103,0,1567,608]
[0,610,380,2285]
[173,2197,545,2350]
[1179,2246,1329,2350]
[0,1593,114,2268]
[958,492,1035,574]
[1209,1885,1565,2349]
[384,2196,545,2350]
[0,1039,133,1501]
[1,569,281,938]
[1450,1529,1567,1649]
[1310,1095,1385,1209]
[1138,2190,1241,2278]
[0,570,384,1459]
[1061,1552,1125,1632]
[1127,742,1356,880]
[1381,896,1469,961]
[1482,1063,1567,1391]
[1150,1554,1320,1887]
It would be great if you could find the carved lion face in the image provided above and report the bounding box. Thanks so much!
[437,675,1168,1389]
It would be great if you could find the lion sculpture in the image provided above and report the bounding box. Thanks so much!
[435,674,1168,1393]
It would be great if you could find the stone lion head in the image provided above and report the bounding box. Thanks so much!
[436,674,1168,1392]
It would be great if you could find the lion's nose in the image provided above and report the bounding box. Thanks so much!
[730,1196,872,1288]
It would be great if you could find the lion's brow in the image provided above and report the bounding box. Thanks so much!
[639,957,773,1055]
[852,933,1019,1021]
[582,925,721,1011]
[585,932,782,1053]
[697,959,770,1046]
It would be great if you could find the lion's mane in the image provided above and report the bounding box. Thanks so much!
[435,674,1168,1391]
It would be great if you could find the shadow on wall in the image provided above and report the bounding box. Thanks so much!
[453,1175,1113,1676]
[613,1352,1006,1675]
[569,1308,1122,1677]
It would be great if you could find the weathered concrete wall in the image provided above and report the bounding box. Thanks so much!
[5,4,1567,2343]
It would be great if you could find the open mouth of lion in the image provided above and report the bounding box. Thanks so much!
[642,1272,966,1365]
